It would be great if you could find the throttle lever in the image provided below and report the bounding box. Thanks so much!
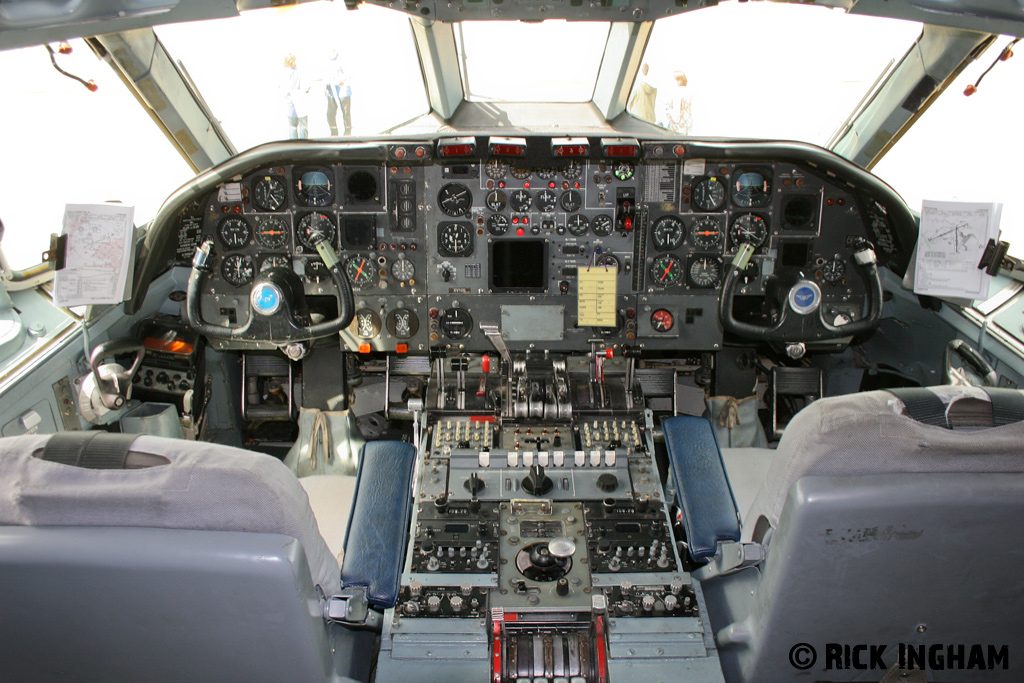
[90,338,146,409]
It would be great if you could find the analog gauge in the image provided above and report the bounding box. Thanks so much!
[613,162,635,181]
[487,213,510,236]
[438,183,472,217]
[260,255,290,272]
[295,169,333,207]
[652,216,685,251]
[387,308,419,339]
[510,165,532,180]
[218,216,251,250]
[255,215,289,249]
[220,254,254,286]
[688,256,723,288]
[345,255,375,288]
[567,214,589,236]
[439,307,473,339]
[730,213,769,250]
[732,170,772,208]
[485,160,508,180]
[595,253,620,273]
[692,177,727,212]
[304,258,328,281]
[296,212,336,250]
[438,223,474,257]
[650,309,675,333]
[536,189,558,213]
[535,167,558,180]
[591,214,614,237]
[650,254,682,287]
[353,309,382,339]
[391,258,415,282]
[252,175,287,212]
[822,258,846,284]
[562,161,583,180]
[509,189,532,213]
[690,216,723,250]
[485,190,507,212]
[560,190,582,213]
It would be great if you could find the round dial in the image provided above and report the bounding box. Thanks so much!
[438,183,472,217]
[591,214,614,237]
[485,190,507,212]
[692,177,727,212]
[296,212,336,250]
[485,160,508,180]
[255,215,289,249]
[567,214,589,236]
[559,190,582,213]
[690,216,723,250]
[652,216,685,251]
[220,254,254,286]
[260,255,290,272]
[218,217,251,250]
[438,223,474,257]
[595,253,620,273]
[510,165,532,180]
[295,169,333,207]
[562,161,583,180]
[345,255,375,288]
[391,258,415,282]
[822,258,846,284]
[304,258,329,281]
[613,162,635,181]
[487,213,509,236]
[650,254,682,287]
[536,189,558,213]
[733,170,772,208]
[535,167,557,180]
[688,256,723,288]
[387,308,419,339]
[353,309,382,339]
[730,214,769,249]
[439,308,473,339]
[509,189,532,213]
[252,175,286,212]
[650,309,674,333]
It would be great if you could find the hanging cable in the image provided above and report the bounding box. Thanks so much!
[45,43,98,92]
[965,37,1020,96]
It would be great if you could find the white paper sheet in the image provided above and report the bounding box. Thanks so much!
[913,200,1000,300]
[53,204,135,308]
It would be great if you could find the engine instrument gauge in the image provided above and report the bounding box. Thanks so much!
[613,162,635,181]
[438,183,472,217]
[220,254,254,286]
[567,214,589,236]
[296,212,336,250]
[440,307,473,339]
[485,190,507,212]
[651,216,685,251]
[732,170,772,208]
[254,215,289,249]
[387,308,419,339]
[688,256,723,288]
[353,309,382,339]
[345,255,375,288]
[536,189,558,213]
[822,258,846,284]
[591,214,614,237]
[304,258,328,281]
[691,177,727,212]
[509,189,532,213]
[562,160,583,180]
[595,253,620,272]
[535,167,557,180]
[487,213,509,236]
[391,258,415,282]
[485,160,508,180]
[690,216,723,250]
[650,309,675,333]
[260,255,290,272]
[510,165,532,180]
[295,169,333,207]
[252,175,287,212]
[438,222,474,257]
[730,213,769,250]
[218,217,252,250]
[559,190,582,213]
[650,254,682,287]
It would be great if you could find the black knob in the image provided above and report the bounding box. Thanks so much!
[559,280,570,294]
[143,377,153,387]
[442,268,452,282]
[522,464,553,496]
[556,578,569,596]
[421,540,434,554]
[552,435,562,447]
[464,473,485,495]
[597,473,619,493]
[477,520,489,536]
[434,494,448,513]
[469,497,481,514]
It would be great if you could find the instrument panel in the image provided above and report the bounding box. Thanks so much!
[174,138,905,352]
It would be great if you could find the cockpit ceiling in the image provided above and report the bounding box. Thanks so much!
[2,0,1024,52]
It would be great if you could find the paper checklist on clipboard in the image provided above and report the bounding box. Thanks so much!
[577,262,618,327]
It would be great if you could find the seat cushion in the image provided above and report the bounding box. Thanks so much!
[300,474,358,563]
[721,447,774,531]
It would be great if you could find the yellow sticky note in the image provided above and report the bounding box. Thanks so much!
[577,266,618,327]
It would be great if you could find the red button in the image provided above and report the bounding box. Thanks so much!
[516,228,525,236]
[625,218,632,230]
[605,349,613,359]
[481,355,491,373]
[396,344,408,354]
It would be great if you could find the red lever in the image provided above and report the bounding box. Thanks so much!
[481,355,491,374]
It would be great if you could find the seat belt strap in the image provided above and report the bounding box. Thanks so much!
[984,388,1024,427]
[886,388,950,429]
[41,432,139,469]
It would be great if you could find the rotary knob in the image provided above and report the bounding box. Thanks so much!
[521,464,553,496]
[464,473,485,494]
[596,473,619,493]
[427,596,441,613]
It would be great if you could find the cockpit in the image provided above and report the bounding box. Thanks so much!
[2,1,1024,682]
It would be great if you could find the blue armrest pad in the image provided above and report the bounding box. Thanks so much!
[663,416,740,560]
[341,440,416,608]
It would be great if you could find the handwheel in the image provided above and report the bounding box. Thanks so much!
[944,338,998,386]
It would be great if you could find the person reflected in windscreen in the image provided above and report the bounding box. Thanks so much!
[324,50,352,137]
[282,53,310,139]
[629,63,658,123]
[660,70,693,134]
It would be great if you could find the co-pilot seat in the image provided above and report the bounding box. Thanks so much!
[679,386,1024,683]
[0,432,415,683]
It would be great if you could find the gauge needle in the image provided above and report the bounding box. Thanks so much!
[356,260,366,280]
[661,263,673,280]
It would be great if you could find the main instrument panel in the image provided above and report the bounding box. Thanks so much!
[171,137,908,352]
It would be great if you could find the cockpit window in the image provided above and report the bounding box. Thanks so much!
[156,4,430,151]
[456,21,610,102]
[628,3,921,144]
